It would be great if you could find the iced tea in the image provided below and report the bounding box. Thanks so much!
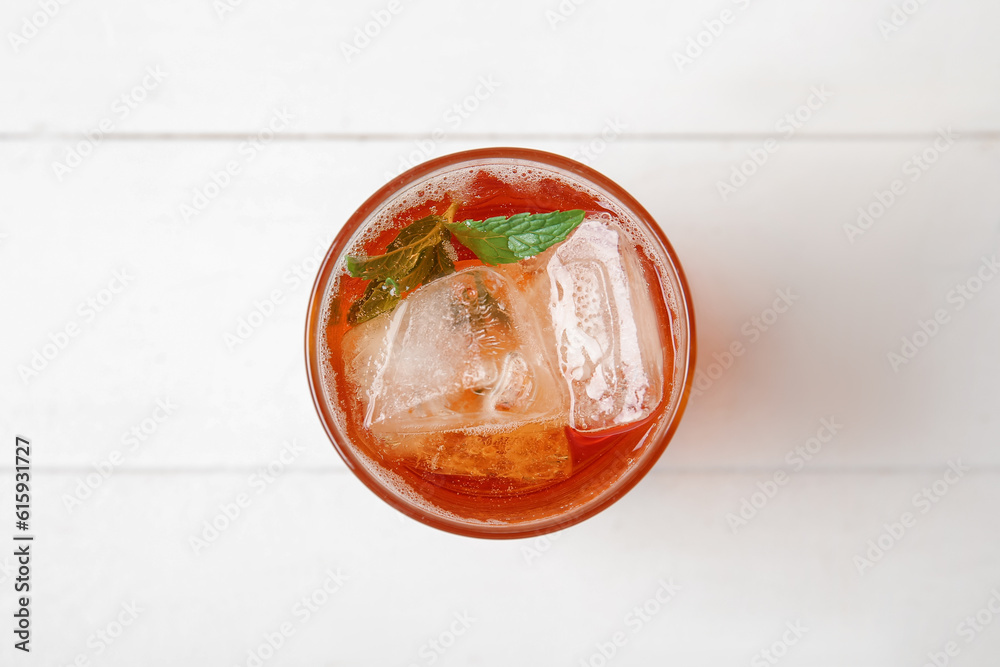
[306,149,693,537]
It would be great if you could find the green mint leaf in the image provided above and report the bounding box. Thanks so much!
[444,209,586,265]
[345,204,585,325]
[426,241,456,282]
[385,214,443,251]
[345,212,459,325]
[347,279,399,326]
[346,214,447,281]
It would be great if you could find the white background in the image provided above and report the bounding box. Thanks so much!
[2,1,1000,666]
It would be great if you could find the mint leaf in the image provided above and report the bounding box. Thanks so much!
[346,214,447,281]
[385,214,442,252]
[343,205,583,325]
[426,240,456,282]
[345,212,458,325]
[347,279,399,326]
[445,210,585,265]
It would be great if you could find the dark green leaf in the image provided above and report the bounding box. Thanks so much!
[394,246,436,292]
[444,209,585,265]
[345,222,458,325]
[386,214,443,251]
[347,279,399,326]
[344,207,583,325]
[345,215,447,281]
[426,241,456,282]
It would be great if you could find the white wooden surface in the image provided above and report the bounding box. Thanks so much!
[2,2,999,665]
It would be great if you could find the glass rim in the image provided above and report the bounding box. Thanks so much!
[305,147,697,539]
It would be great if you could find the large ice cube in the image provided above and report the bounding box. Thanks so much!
[343,267,566,437]
[385,422,572,481]
[543,217,664,431]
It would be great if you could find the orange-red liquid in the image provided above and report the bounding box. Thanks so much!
[323,169,677,524]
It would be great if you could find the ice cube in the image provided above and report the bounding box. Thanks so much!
[543,217,664,431]
[388,421,571,481]
[342,267,567,438]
